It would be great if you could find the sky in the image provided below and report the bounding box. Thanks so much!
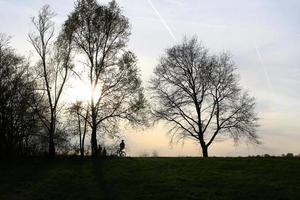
[0,0,300,156]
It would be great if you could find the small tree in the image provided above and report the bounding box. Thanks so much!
[29,5,73,157]
[150,37,259,157]
[69,101,89,157]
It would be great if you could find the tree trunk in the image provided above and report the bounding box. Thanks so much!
[49,130,55,157]
[90,96,98,157]
[200,140,208,157]
[80,133,84,158]
[91,126,97,157]
[80,146,84,158]
[202,146,208,157]
[81,126,87,158]
[48,116,56,158]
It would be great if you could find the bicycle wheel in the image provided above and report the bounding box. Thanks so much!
[120,151,126,157]
[116,150,120,156]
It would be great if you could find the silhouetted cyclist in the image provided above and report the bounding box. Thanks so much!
[117,140,126,157]
[120,140,125,151]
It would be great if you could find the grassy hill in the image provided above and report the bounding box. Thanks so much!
[0,157,300,200]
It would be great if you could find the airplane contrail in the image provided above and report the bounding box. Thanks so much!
[253,42,273,92]
[147,0,178,42]
[147,0,274,103]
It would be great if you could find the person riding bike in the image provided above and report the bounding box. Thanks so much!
[116,140,126,157]
[120,140,125,151]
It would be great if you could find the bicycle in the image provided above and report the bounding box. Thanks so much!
[116,148,126,157]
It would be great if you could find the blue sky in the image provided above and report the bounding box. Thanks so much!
[0,0,299,156]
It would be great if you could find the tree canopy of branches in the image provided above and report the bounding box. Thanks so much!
[150,37,259,157]
[0,34,42,158]
[29,5,73,157]
[63,0,147,156]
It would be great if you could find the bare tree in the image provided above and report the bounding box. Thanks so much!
[150,37,259,157]
[63,0,147,156]
[69,101,89,157]
[29,5,73,157]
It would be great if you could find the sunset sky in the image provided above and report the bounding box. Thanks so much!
[0,0,299,156]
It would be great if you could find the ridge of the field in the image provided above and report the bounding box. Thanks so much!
[1,157,299,200]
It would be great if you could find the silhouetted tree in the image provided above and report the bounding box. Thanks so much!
[69,101,89,157]
[150,37,259,157]
[0,34,42,158]
[29,5,73,157]
[63,0,147,156]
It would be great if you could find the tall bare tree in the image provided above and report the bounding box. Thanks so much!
[150,37,259,157]
[29,5,73,157]
[63,0,147,156]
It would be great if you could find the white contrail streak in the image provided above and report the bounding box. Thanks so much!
[253,41,275,111]
[147,0,178,42]
[253,43,273,92]
[147,0,274,104]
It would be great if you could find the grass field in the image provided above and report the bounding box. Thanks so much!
[0,157,300,200]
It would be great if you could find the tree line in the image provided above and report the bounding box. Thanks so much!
[0,0,259,159]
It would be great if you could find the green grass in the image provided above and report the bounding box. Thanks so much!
[0,157,300,200]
